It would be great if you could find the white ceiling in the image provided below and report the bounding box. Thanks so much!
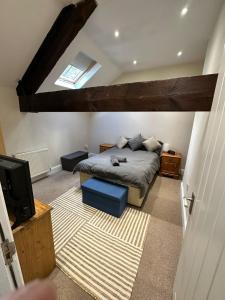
[0,0,223,87]
[85,0,224,71]
[0,0,64,87]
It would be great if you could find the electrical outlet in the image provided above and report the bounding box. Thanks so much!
[84,144,88,151]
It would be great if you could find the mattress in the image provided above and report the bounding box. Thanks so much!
[74,147,160,197]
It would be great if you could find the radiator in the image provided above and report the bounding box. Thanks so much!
[15,148,50,179]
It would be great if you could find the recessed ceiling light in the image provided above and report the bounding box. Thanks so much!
[181,6,188,16]
[133,60,137,65]
[177,51,183,57]
[114,30,120,38]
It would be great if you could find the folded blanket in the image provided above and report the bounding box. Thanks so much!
[116,156,127,163]
[111,156,120,166]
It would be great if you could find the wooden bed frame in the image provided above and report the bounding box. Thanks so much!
[79,172,145,207]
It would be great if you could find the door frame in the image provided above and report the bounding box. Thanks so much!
[173,47,225,300]
[0,184,23,294]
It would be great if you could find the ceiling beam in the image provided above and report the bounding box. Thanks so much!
[19,74,218,112]
[16,0,97,96]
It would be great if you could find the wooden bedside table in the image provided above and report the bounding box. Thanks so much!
[99,143,114,153]
[159,152,182,179]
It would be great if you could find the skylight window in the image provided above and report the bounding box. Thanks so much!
[60,65,84,83]
[55,52,101,89]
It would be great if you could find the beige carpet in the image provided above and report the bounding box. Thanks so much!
[50,187,150,300]
[33,171,182,300]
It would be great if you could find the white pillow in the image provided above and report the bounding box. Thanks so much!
[143,137,161,152]
[116,136,128,149]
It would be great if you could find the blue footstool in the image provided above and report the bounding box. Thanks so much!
[81,178,128,217]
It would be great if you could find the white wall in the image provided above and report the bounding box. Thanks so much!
[89,62,203,168]
[0,86,90,168]
[0,26,122,169]
[183,2,225,197]
[114,62,203,84]
[89,112,194,168]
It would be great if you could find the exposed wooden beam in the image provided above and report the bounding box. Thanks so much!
[19,74,218,112]
[16,0,97,96]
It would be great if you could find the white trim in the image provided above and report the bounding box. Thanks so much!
[49,164,62,175]
[173,291,177,300]
[180,181,188,235]
[180,168,184,176]
[0,184,24,291]
[31,164,62,183]
[31,172,49,183]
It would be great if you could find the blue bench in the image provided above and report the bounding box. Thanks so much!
[81,178,128,217]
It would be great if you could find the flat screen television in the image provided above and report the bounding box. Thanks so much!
[0,155,35,229]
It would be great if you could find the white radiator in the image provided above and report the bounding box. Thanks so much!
[15,148,50,179]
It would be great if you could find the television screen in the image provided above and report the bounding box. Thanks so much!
[0,155,35,229]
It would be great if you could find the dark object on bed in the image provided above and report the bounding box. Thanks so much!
[111,155,120,166]
[116,156,127,162]
[61,151,88,172]
[111,155,127,166]
[81,178,128,217]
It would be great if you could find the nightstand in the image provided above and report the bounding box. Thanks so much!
[99,143,114,153]
[159,152,182,179]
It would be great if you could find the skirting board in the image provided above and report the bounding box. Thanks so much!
[31,164,61,183]
[31,172,49,183]
[173,291,177,300]
[49,164,62,175]
[180,168,184,177]
[180,181,188,235]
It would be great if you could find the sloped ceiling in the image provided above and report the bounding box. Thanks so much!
[0,0,121,89]
[0,0,63,87]
[0,0,223,89]
[85,0,224,71]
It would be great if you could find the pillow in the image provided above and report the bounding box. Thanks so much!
[128,134,145,151]
[143,137,161,152]
[116,136,128,149]
[155,141,163,155]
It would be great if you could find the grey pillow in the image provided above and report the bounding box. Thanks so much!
[128,134,145,151]
[155,141,163,156]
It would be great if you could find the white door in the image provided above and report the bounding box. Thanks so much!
[0,184,24,296]
[173,48,225,299]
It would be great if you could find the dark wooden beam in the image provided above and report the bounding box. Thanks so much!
[19,74,218,112]
[16,0,97,96]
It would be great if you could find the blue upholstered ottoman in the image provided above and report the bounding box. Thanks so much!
[81,178,128,217]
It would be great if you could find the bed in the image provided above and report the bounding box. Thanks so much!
[74,147,160,207]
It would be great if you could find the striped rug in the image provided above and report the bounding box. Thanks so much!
[50,187,150,300]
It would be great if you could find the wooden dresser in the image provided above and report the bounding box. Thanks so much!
[99,143,114,153]
[159,152,181,179]
[11,200,56,283]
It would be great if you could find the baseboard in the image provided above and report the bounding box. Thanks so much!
[31,172,49,183]
[173,291,177,300]
[180,181,188,235]
[49,164,62,175]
